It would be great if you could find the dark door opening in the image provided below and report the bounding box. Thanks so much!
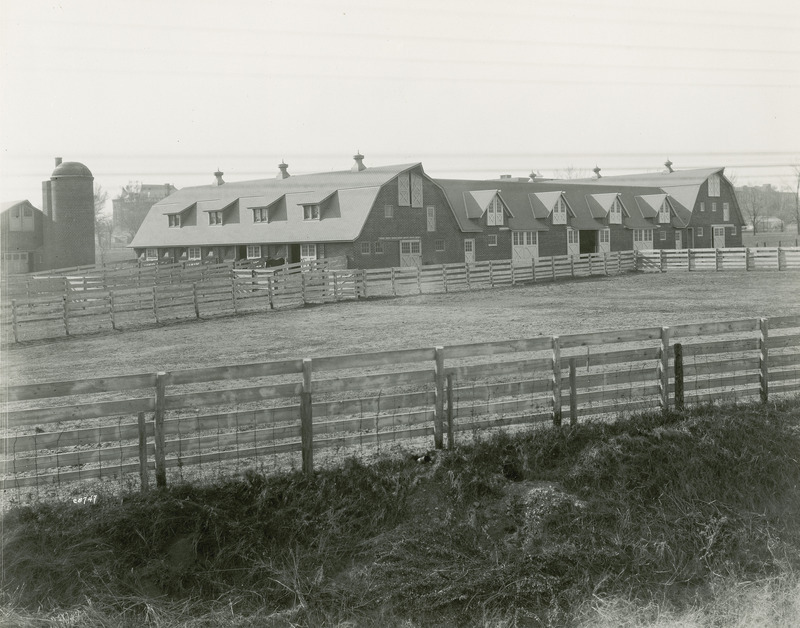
[237,245,247,260]
[289,244,301,264]
[579,230,597,254]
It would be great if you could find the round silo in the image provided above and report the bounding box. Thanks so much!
[48,159,95,269]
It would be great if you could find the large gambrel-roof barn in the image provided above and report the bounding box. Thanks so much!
[129,156,745,269]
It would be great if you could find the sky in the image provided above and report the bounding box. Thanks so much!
[1,0,799,213]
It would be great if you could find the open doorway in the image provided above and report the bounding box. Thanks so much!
[289,244,301,264]
[579,230,597,254]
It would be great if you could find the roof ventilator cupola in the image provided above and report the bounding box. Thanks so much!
[529,171,538,181]
[277,160,290,179]
[351,152,366,172]
[593,166,602,179]
[664,159,674,173]
[213,169,225,186]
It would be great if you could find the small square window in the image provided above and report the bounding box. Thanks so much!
[711,202,717,212]
[247,245,262,259]
[697,227,704,237]
[435,239,445,252]
[730,226,737,235]
[487,234,497,247]
[385,205,394,219]
[361,241,371,255]
[208,211,223,225]
[660,230,667,241]
[188,247,202,260]
[303,205,320,220]
[168,214,181,228]
[253,207,268,223]
[374,241,384,254]
[146,248,158,260]
[700,202,705,212]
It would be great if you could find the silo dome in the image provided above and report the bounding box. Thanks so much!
[51,161,93,178]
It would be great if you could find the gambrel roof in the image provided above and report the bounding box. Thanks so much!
[131,163,421,247]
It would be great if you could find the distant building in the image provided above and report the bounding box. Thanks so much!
[112,182,178,242]
[2,158,96,274]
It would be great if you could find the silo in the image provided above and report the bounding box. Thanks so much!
[43,157,96,269]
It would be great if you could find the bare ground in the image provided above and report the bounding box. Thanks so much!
[3,271,798,385]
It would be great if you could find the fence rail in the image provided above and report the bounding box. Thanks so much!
[3,315,799,498]
[635,247,800,272]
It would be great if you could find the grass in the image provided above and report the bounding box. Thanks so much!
[3,399,800,627]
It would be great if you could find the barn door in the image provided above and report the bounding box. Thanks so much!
[399,240,422,268]
[598,228,610,254]
[675,230,682,250]
[464,238,475,263]
[512,231,538,264]
[567,228,580,256]
[713,226,726,248]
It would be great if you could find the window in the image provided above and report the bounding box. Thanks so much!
[374,241,384,254]
[384,204,394,219]
[435,239,445,252]
[168,214,181,228]
[697,227,704,237]
[659,200,670,224]
[711,202,717,212]
[609,197,622,224]
[253,207,268,223]
[486,196,503,226]
[599,229,610,243]
[427,206,436,232]
[723,203,730,221]
[552,196,567,224]
[700,202,705,212]
[247,245,262,259]
[146,248,158,260]
[208,211,223,225]
[361,241,371,255]
[633,229,653,243]
[513,231,536,245]
[487,234,497,246]
[300,244,317,260]
[400,240,421,255]
[708,174,720,197]
[188,247,202,261]
[303,205,320,220]
[567,228,578,245]
[660,230,667,241]
[730,226,737,235]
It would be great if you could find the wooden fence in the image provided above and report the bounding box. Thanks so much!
[635,247,800,272]
[1,252,636,342]
[3,315,799,498]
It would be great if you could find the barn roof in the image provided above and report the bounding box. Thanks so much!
[130,163,420,247]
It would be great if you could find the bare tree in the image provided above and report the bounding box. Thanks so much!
[736,186,764,234]
[554,165,588,179]
[94,185,113,261]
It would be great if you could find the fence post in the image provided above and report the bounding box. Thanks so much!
[232,275,240,312]
[442,264,448,293]
[570,256,575,278]
[569,357,577,426]
[778,246,785,271]
[510,261,516,286]
[138,411,149,494]
[659,327,670,413]
[192,283,200,318]
[268,274,275,309]
[391,268,397,296]
[551,257,556,281]
[108,291,117,330]
[759,317,769,403]
[489,261,494,287]
[745,247,752,271]
[617,252,622,274]
[603,252,609,276]
[154,372,167,488]
[673,343,684,412]
[152,286,159,324]
[62,296,70,336]
[715,248,722,271]
[531,258,536,282]
[446,373,454,450]
[688,249,695,272]
[552,336,562,426]
[434,346,445,450]
[301,272,307,304]
[466,263,472,290]
[660,249,667,273]
[11,299,18,343]
[417,266,422,294]
[332,271,339,300]
[301,358,314,474]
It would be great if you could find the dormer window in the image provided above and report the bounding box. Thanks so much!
[658,200,670,224]
[552,196,567,225]
[253,207,268,223]
[168,214,181,228]
[608,198,622,224]
[303,204,320,220]
[208,211,223,226]
[487,196,504,226]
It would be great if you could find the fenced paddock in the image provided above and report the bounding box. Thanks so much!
[3,314,798,503]
[635,247,800,272]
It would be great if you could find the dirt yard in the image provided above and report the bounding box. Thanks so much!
[4,271,799,385]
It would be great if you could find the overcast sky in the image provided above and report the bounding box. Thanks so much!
[1,0,798,211]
